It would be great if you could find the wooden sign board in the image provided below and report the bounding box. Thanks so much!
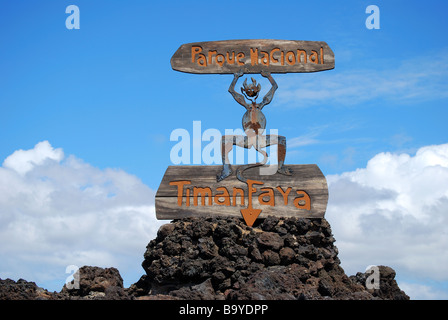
[171,39,335,74]
[155,165,328,226]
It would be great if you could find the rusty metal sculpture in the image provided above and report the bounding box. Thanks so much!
[217,70,292,182]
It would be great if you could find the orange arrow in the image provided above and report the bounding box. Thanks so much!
[240,179,264,227]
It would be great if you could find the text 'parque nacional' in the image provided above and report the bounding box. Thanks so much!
[171,39,335,74]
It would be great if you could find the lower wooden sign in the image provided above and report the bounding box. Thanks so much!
[155,165,328,226]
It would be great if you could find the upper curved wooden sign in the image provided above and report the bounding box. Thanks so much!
[171,39,335,74]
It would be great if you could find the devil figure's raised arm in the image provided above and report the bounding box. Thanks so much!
[228,71,249,109]
[259,71,278,110]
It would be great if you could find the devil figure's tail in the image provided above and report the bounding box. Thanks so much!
[236,149,268,183]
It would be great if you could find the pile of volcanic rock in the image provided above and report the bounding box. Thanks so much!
[0,266,128,300]
[129,216,409,300]
[0,216,409,300]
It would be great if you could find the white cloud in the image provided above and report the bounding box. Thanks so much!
[3,140,448,298]
[288,133,320,148]
[276,50,448,108]
[398,282,448,300]
[2,141,64,176]
[326,143,448,299]
[0,141,164,291]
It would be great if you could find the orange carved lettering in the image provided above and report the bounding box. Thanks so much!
[186,188,190,207]
[216,54,225,67]
[241,179,264,227]
[250,48,258,65]
[197,54,207,67]
[232,187,245,206]
[276,186,292,205]
[214,186,230,206]
[191,46,202,63]
[270,48,280,64]
[294,190,311,210]
[208,50,217,65]
[236,52,245,66]
[226,51,235,64]
[258,187,275,206]
[309,50,318,64]
[297,49,307,63]
[260,51,269,66]
[169,180,191,206]
[285,51,295,65]
[193,187,212,206]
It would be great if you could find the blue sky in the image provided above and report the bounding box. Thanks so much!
[1,0,448,299]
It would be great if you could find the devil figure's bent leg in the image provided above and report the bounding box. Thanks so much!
[265,135,293,175]
[217,135,248,182]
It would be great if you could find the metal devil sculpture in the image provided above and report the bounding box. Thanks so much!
[217,71,292,183]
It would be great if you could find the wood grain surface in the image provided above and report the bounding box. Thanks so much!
[171,39,335,74]
[155,164,329,220]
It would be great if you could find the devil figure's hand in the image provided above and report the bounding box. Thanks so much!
[260,70,270,78]
[234,70,244,78]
